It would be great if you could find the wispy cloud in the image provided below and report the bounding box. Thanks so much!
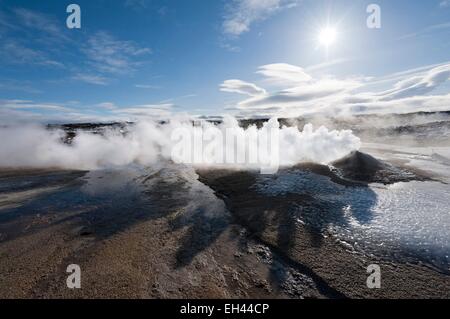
[13,7,69,42]
[234,79,361,109]
[219,42,242,53]
[0,99,175,124]
[222,0,298,37]
[0,8,18,31]
[0,80,42,94]
[135,84,161,89]
[376,64,450,100]
[305,58,352,72]
[72,74,109,86]
[124,0,169,18]
[0,107,120,124]
[1,8,151,86]
[70,31,152,85]
[440,1,450,8]
[400,21,450,40]
[124,0,149,10]
[0,99,73,112]
[0,40,64,67]
[95,102,118,110]
[0,7,68,69]
[82,31,152,75]
[221,62,450,117]
[220,79,267,96]
[112,103,174,119]
[257,63,312,85]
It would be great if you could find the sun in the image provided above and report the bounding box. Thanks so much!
[318,27,337,47]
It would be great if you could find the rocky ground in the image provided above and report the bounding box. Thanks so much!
[196,166,449,299]
[0,168,324,298]
[0,152,449,299]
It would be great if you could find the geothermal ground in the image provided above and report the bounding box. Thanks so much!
[0,115,449,299]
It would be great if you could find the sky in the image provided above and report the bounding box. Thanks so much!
[0,0,450,123]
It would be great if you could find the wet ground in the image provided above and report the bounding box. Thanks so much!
[0,147,449,298]
[0,165,324,298]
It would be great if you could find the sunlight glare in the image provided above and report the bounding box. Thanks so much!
[318,27,337,47]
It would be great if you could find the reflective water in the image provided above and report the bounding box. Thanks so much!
[253,170,450,273]
[1,157,448,273]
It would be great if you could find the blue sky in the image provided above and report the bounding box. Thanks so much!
[1,0,450,122]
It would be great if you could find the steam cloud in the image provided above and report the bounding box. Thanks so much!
[0,118,361,171]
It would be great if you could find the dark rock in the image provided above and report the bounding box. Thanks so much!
[331,151,426,184]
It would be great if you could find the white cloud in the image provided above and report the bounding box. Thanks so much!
[82,31,151,74]
[0,40,64,67]
[376,64,450,100]
[0,100,92,123]
[0,108,45,124]
[0,99,73,112]
[221,62,450,117]
[336,93,450,116]
[220,79,267,96]
[0,100,176,124]
[440,1,450,8]
[13,8,68,42]
[257,63,312,85]
[236,78,361,109]
[112,104,174,119]
[0,8,150,84]
[222,0,298,36]
[0,108,120,125]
